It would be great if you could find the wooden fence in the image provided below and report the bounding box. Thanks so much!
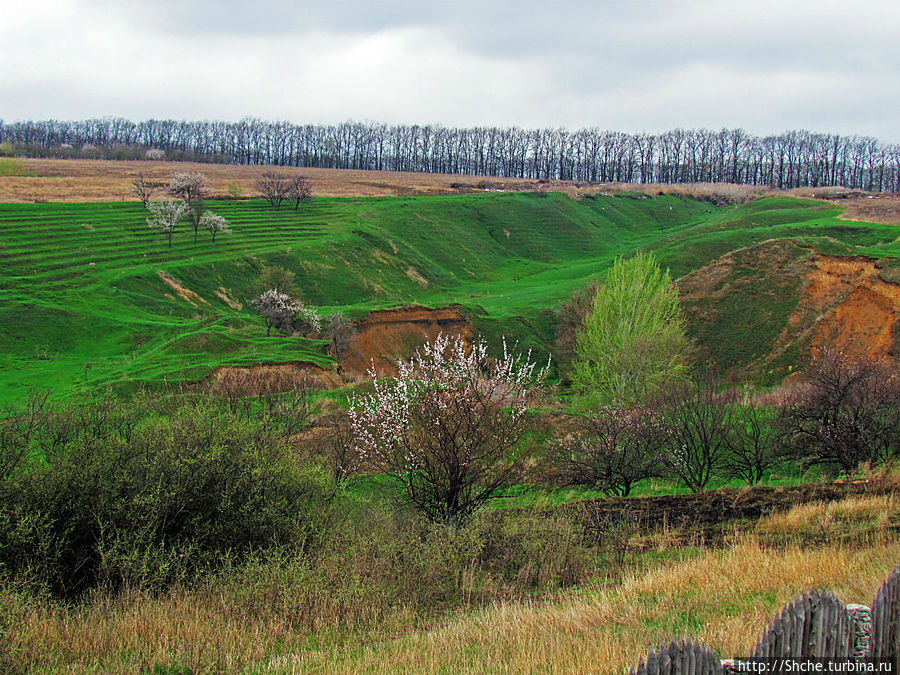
[629,564,900,675]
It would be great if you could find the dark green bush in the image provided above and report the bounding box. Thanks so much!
[0,394,335,597]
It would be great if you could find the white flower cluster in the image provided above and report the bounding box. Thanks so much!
[348,332,549,470]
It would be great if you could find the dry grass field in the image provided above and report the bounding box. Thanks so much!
[0,158,546,203]
[3,159,900,226]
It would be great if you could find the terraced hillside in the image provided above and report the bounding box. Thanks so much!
[1,191,899,405]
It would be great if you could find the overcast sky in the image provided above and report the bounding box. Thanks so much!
[3,0,899,141]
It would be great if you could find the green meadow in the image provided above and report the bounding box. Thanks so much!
[1,191,898,406]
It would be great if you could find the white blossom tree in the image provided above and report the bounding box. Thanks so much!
[200,211,230,243]
[167,172,210,243]
[251,288,320,336]
[349,333,548,525]
[146,200,190,248]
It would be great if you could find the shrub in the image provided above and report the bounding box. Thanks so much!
[779,348,900,474]
[0,394,334,597]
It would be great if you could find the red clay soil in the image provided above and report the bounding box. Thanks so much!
[340,305,472,378]
[801,256,900,361]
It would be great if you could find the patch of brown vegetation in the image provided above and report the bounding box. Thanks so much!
[405,266,428,287]
[0,158,554,203]
[340,305,472,378]
[208,362,340,396]
[213,286,242,310]
[0,158,801,205]
[156,270,209,307]
[789,187,900,226]
[571,481,885,545]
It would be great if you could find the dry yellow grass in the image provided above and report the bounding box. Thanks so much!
[756,493,897,538]
[5,530,897,673]
[0,158,820,207]
[278,539,900,674]
[0,158,550,203]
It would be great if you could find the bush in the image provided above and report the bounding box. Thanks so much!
[0,394,335,597]
[779,348,900,474]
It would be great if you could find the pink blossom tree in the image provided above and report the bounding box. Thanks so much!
[349,333,548,524]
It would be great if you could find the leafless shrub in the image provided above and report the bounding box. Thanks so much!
[552,407,664,496]
[779,348,900,473]
[131,172,160,207]
[254,172,292,210]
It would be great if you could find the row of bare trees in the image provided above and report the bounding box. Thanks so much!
[3,118,900,192]
[554,349,900,496]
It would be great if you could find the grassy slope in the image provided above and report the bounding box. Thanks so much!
[0,193,712,405]
[1,192,898,405]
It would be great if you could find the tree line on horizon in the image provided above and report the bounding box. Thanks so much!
[2,118,899,192]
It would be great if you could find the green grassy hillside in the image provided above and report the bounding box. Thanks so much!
[0,192,897,405]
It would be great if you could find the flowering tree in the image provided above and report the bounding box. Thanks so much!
[349,333,548,525]
[146,200,190,248]
[200,211,230,243]
[167,171,210,204]
[251,288,320,336]
[167,172,210,243]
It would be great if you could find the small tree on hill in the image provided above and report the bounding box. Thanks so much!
[254,172,291,210]
[254,265,299,299]
[200,211,230,243]
[251,289,320,337]
[349,333,548,525]
[572,253,690,407]
[289,175,312,210]
[167,172,210,243]
[147,201,190,248]
[252,289,301,337]
[132,172,160,207]
[167,171,210,204]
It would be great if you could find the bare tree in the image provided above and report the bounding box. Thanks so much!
[131,172,159,207]
[254,172,291,210]
[146,201,190,248]
[349,333,548,525]
[326,314,358,374]
[289,175,312,210]
[552,406,664,497]
[199,211,230,243]
[779,348,900,474]
[658,376,736,493]
[726,401,781,484]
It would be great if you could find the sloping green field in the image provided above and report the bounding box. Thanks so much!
[0,191,897,405]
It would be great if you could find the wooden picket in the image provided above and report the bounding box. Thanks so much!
[627,563,900,674]
[752,590,854,658]
[631,639,723,675]
[869,564,900,660]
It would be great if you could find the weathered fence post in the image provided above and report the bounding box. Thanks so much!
[869,565,900,662]
[631,639,723,675]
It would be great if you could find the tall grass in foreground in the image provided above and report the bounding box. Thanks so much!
[280,536,900,675]
[1,495,897,674]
